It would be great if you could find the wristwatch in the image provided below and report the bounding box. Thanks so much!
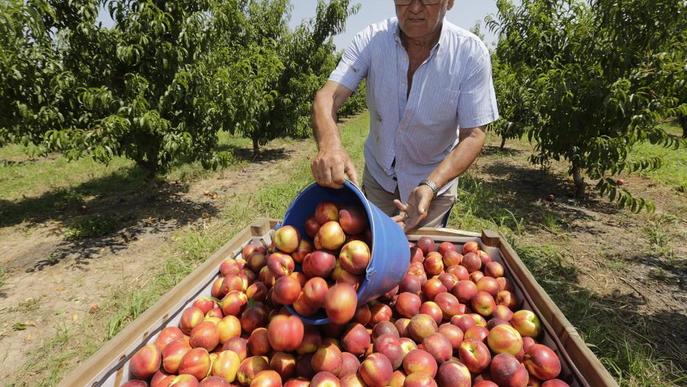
[418,178,439,197]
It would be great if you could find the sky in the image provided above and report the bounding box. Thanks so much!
[97,1,501,49]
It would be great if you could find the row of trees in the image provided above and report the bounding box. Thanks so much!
[0,0,365,174]
[489,0,686,211]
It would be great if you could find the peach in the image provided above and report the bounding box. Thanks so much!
[444,264,467,280]
[339,240,371,275]
[402,349,438,377]
[168,374,199,387]
[341,373,366,387]
[242,241,267,260]
[292,239,314,264]
[178,347,211,381]
[222,337,248,360]
[458,339,491,373]
[267,252,295,278]
[419,301,443,325]
[129,344,161,380]
[403,372,437,387]
[395,292,421,318]
[490,353,529,387]
[487,324,523,355]
[437,359,471,387]
[315,202,339,224]
[248,327,271,356]
[374,334,405,369]
[370,303,393,324]
[250,370,282,387]
[523,344,561,380]
[408,314,438,342]
[311,371,342,387]
[340,351,361,376]
[270,352,297,379]
[219,259,242,277]
[156,327,185,352]
[416,237,435,255]
[162,339,192,374]
[442,250,463,267]
[461,252,482,273]
[237,356,270,386]
[477,276,499,297]
[303,251,336,278]
[305,215,321,238]
[341,323,371,356]
[496,290,519,309]
[435,292,461,319]
[220,291,248,317]
[471,291,496,317]
[422,333,453,363]
[452,280,477,304]
[246,282,268,302]
[421,278,447,301]
[423,252,444,276]
[274,225,300,253]
[316,221,346,251]
[438,323,464,350]
[190,321,219,352]
[311,342,343,375]
[511,310,542,337]
[338,206,367,234]
[372,320,399,338]
[211,277,227,299]
[267,314,305,352]
[240,303,268,333]
[324,283,358,324]
[464,326,489,342]
[211,350,240,383]
[271,275,302,305]
[297,327,323,354]
[246,252,267,273]
[437,273,459,291]
[360,353,393,387]
[180,306,206,335]
[461,241,479,254]
[389,370,406,387]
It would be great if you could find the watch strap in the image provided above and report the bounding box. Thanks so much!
[419,178,439,196]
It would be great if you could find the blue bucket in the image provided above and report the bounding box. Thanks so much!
[282,181,410,325]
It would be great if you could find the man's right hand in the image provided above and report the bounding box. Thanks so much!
[311,147,359,189]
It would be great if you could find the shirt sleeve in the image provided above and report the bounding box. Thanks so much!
[328,27,373,92]
[456,40,500,129]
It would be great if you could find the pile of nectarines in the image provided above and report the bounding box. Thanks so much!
[122,220,569,387]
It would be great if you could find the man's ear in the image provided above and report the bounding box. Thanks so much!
[447,0,455,10]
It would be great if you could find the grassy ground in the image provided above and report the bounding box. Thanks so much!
[3,115,686,386]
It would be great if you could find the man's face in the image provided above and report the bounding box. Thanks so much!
[395,0,454,40]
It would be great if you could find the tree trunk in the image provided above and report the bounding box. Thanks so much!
[679,115,687,138]
[252,137,260,159]
[500,136,506,150]
[572,166,585,198]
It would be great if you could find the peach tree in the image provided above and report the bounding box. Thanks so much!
[489,0,687,211]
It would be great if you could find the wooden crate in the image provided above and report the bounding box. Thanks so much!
[60,220,617,386]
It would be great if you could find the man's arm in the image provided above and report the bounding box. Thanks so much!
[310,80,359,188]
[393,126,487,230]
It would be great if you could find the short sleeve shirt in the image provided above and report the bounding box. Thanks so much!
[329,17,499,202]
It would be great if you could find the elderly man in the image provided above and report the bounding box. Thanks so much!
[311,0,499,231]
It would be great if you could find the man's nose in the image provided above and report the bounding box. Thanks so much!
[407,0,425,13]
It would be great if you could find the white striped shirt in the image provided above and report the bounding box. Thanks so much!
[329,17,499,202]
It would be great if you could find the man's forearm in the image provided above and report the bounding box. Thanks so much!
[427,126,486,188]
[312,91,343,151]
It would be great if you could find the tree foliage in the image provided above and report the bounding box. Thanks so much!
[489,0,687,211]
[0,0,361,173]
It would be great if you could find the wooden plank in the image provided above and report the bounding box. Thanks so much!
[59,218,277,387]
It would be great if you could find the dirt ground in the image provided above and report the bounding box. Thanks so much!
[0,141,313,381]
[0,130,685,384]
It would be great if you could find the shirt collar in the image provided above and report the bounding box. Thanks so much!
[393,17,448,54]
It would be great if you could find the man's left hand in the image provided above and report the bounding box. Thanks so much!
[391,185,435,232]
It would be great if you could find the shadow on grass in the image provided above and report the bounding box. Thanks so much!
[458,161,624,235]
[215,144,294,163]
[481,144,524,157]
[515,242,687,384]
[0,166,220,272]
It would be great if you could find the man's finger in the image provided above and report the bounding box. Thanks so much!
[393,199,408,212]
[331,163,346,187]
[345,160,359,187]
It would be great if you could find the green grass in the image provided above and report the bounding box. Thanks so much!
[628,123,687,192]
[63,214,120,240]
[9,112,371,386]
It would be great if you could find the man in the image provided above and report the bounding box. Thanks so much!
[311,0,499,231]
